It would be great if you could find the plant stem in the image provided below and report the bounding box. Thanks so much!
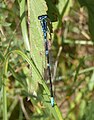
[3,77,7,120]
[3,60,8,120]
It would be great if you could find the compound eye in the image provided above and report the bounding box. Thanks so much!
[38,15,48,20]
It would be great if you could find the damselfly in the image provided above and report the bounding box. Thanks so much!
[38,15,54,107]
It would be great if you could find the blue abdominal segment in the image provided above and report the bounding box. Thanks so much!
[51,97,54,107]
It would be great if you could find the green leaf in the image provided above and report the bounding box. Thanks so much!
[45,0,59,22]
[73,58,84,83]
[19,0,63,119]
[54,0,72,29]
[81,101,94,120]
[79,100,86,119]
[30,0,47,75]
[88,71,94,91]
[78,0,94,42]
[19,0,31,51]
[0,22,11,27]
[3,50,63,120]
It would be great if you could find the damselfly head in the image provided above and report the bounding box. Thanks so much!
[38,15,48,20]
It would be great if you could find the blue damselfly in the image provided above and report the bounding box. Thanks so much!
[38,15,54,107]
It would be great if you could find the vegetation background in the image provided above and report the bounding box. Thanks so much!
[0,0,94,120]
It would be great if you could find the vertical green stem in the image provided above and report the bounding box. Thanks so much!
[27,0,31,41]
[3,80,7,120]
[3,60,8,120]
[20,0,30,52]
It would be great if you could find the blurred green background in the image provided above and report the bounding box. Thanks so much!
[0,0,94,120]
